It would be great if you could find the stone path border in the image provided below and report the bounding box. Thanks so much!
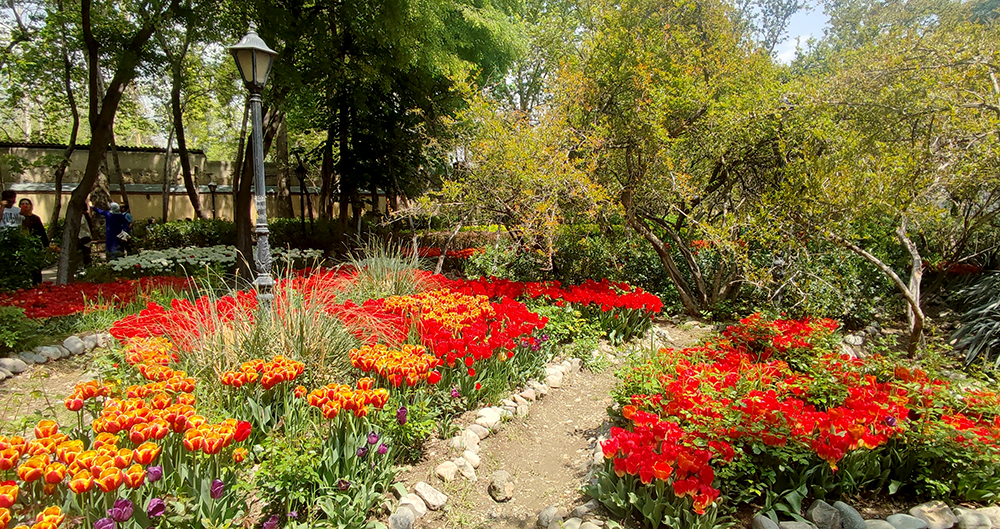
[1,331,113,382]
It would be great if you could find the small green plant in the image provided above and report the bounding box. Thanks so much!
[0,306,37,352]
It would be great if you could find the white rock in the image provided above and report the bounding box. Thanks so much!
[463,450,481,469]
[513,394,529,406]
[570,358,582,373]
[63,336,85,355]
[517,405,529,418]
[454,457,477,481]
[545,371,563,388]
[0,358,27,374]
[476,408,503,430]
[467,424,490,440]
[519,388,537,401]
[435,461,459,482]
[399,494,427,518]
[501,398,516,407]
[80,335,98,351]
[414,481,448,511]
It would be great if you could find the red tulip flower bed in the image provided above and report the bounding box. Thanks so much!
[595,314,1000,527]
[0,277,192,319]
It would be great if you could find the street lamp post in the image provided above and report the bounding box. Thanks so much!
[295,162,307,235]
[207,180,218,220]
[229,23,277,310]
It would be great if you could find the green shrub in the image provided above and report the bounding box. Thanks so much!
[134,217,367,255]
[0,306,35,352]
[0,229,50,292]
[950,271,1000,367]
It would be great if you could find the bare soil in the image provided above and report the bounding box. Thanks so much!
[0,351,101,437]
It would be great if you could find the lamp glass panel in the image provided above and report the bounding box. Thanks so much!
[235,50,255,85]
[255,52,274,85]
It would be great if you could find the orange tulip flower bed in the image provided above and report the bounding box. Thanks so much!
[0,266,664,528]
[592,314,1000,528]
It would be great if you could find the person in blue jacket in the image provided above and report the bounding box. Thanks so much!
[91,202,130,260]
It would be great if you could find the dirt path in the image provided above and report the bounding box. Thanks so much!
[398,320,714,528]
[0,352,99,436]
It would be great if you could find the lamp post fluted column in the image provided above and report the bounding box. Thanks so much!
[250,90,274,309]
[229,23,277,312]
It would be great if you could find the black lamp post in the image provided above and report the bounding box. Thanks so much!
[295,162,307,234]
[230,23,277,310]
[207,180,218,220]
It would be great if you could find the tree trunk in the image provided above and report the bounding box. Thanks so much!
[436,215,467,275]
[233,98,252,280]
[49,28,79,241]
[161,124,175,222]
[57,0,161,284]
[897,217,925,356]
[319,131,333,220]
[275,118,294,217]
[338,93,351,232]
[108,131,129,209]
[171,66,206,219]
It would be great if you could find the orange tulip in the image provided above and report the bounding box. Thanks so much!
[67,470,94,494]
[0,483,17,509]
[201,436,225,455]
[33,420,58,440]
[182,429,203,452]
[42,482,56,496]
[177,393,195,406]
[123,464,145,489]
[89,455,113,474]
[64,395,84,412]
[0,450,19,472]
[294,386,307,398]
[74,450,97,469]
[35,505,64,525]
[55,440,83,466]
[321,401,341,419]
[132,442,161,465]
[8,437,23,453]
[95,467,123,493]
[151,393,171,410]
[113,449,132,469]
[93,433,119,450]
[233,447,248,463]
[43,462,66,484]
[17,455,46,482]
[128,424,147,445]
[0,508,9,529]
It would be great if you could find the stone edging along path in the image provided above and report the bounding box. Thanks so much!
[384,356,611,529]
[0,331,114,381]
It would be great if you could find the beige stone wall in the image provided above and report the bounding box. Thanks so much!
[18,191,384,225]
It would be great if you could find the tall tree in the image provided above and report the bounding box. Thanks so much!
[56,0,185,284]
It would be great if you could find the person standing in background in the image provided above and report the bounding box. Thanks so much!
[91,202,128,260]
[18,198,48,284]
[0,190,20,229]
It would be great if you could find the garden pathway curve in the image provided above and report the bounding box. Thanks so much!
[399,320,712,528]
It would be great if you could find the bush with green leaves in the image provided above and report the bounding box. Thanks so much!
[0,306,36,352]
[0,229,50,292]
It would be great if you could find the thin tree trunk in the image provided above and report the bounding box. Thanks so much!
[172,76,206,219]
[275,118,293,217]
[436,215,467,275]
[319,131,333,220]
[233,98,251,279]
[162,124,175,222]
[108,131,129,208]
[897,217,925,356]
[49,20,79,241]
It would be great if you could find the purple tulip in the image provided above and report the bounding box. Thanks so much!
[367,431,380,445]
[377,443,388,456]
[396,406,408,426]
[288,511,299,519]
[146,498,166,518]
[146,465,163,483]
[336,478,351,491]
[356,445,368,458]
[262,514,280,529]
[451,387,460,398]
[886,416,898,427]
[210,479,225,499]
[94,517,117,529]
[108,499,133,522]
